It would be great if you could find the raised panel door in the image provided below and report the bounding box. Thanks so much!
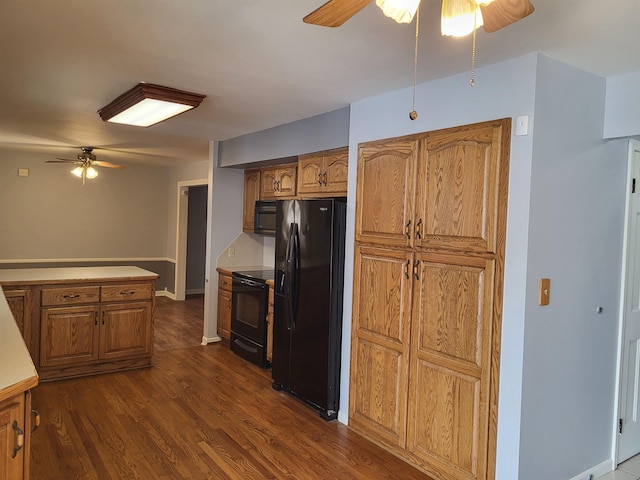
[243,169,261,232]
[415,119,510,253]
[406,253,495,480]
[355,140,418,247]
[100,302,152,360]
[3,289,31,345]
[217,286,231,341]
[297,155,324,195]
[276,166,297,197]
[260,169,278,199]
[0,395,25,480]
[40,305,99,368]
[323,148,348,194]
[349,246,413,449]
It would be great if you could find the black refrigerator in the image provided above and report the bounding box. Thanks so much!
[272,198,346,420]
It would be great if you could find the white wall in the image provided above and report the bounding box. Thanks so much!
[347,53,535,480]
[518,55,626,480]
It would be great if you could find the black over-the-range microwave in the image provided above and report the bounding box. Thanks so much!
[254,200,276,235]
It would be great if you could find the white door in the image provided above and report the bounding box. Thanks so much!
[618,140,640,463]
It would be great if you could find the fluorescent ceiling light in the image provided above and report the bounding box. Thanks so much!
[98,83,206,127]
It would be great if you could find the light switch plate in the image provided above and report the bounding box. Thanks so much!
[516,115,529,136]
[18,168,29,177]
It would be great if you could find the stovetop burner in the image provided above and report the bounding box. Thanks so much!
[232,269,275,283]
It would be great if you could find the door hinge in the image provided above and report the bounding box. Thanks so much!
[633,178,636,194]
[619,418,623,434]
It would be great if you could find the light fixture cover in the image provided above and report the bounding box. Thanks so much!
[98,83,206,127]
[441,0,483,37]
[375,0,421,24]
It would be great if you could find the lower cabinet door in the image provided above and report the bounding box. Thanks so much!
[99,302,152,360]
[0,392,30,480]
[217,288,231,340]
[40,305,100,367]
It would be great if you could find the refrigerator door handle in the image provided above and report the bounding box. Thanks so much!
[285,223,295,331]
[290,222,300,329]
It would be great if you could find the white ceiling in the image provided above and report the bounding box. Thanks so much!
[0,0,637,166]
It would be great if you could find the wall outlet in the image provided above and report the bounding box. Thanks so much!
[227,247,235,258]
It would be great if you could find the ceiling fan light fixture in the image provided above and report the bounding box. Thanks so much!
[71,166,84,178]
[441,0,483,37]
[375,0,421,24]
[98,83,206,127]
[85,166,99,179]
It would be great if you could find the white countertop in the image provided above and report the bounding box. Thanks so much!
[0,266,158,286]
[0,288,38,401]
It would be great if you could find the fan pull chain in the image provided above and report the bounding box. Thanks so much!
[409,6,419,121]
[470,8,478,87]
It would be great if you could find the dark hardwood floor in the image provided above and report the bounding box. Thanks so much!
[30,295,433,479]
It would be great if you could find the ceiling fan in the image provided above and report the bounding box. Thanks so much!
[46,147,126,185]
[303,0,535,33]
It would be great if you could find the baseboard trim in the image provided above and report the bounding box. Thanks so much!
[567,459,612,480]
[202,336,222,345]
[156,290,176,300]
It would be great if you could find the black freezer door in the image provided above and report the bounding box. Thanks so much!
[272,199,346,418]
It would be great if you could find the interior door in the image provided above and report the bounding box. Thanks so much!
[618,140,640,463]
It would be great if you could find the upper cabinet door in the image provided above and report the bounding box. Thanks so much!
[414,119,511,253]
[297,147,349,197]
[297,154,324,195]
[323,148,348,194]
[355,140,418,247]
[261,165,297,199]
[275,165,297,197]
[243,169,261,232]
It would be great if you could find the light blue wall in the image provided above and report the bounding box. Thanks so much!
[604,71,640,139]
[347,53,538,480]
[518,55,626,480]
[218,107,350,167]
[207,52,630,479]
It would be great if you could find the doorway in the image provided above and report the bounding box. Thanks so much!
[175,179,208,300]
[617,139,640,464]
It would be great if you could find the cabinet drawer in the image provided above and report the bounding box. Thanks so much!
[101,283,152,302]
[42,286,100,306]
[219,274,232,291]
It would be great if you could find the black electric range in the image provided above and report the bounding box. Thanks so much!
[229,268,274,368]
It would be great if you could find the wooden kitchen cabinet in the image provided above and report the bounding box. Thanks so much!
[0,267,158,382]
[39,282,154,377]
[2,288,32,346]
[350,119,511,480]
[40,304,100,368]
[216,269,232,341]
[243,169,261,232]
[260,164,297,199]
[0,392,32,480]
[297,147,348,197]
[266,280,274,363]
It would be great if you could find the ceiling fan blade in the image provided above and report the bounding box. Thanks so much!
[92,160,126,169]
[480,0,534,33]
[48,159,78,164]
[303,0,372,27]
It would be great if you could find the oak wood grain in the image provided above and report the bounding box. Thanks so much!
[30,295,433,480]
